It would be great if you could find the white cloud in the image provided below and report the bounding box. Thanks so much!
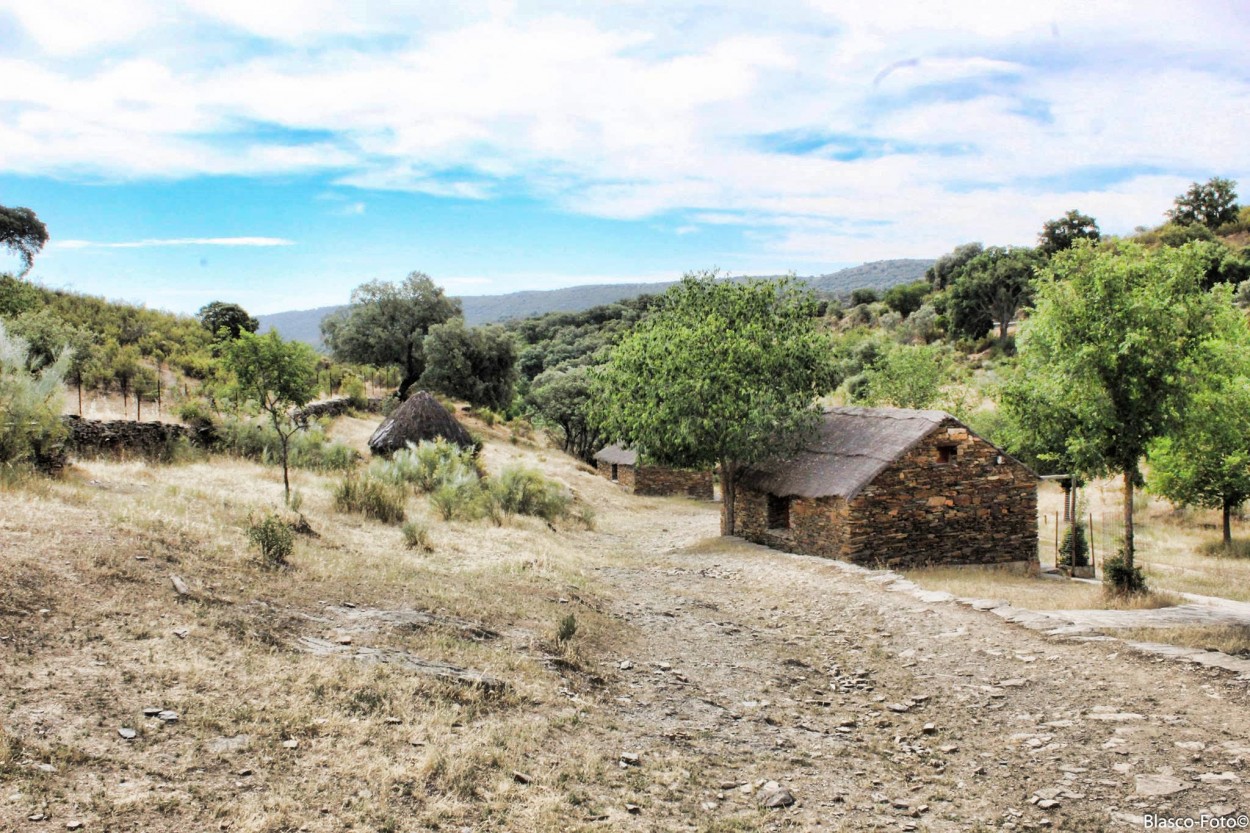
[57,237,295,249]
[2,1,1248,263]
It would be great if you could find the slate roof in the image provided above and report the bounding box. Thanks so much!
[738,406,953,501]
[593,443,638,466]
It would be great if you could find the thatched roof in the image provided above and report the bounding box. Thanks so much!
[739,407,955,500]
[368,391,474,456]
[593,443,637,466]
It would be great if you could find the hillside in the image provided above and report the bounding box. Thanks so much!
[258,259,934,347]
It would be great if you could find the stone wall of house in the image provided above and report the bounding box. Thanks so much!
[735,489,848,557]
[843,420,1036,569]
[635,466,714,499]
[62,416,204,460]
[596,459,636,489]
[735,418,1037,570]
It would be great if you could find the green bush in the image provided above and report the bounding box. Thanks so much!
[218,416,359,472]
[1058,522,1090,568]
[428,470,484,521]
[333,473,406,524]
[0,321,68,472]
[343,376,368,409]
[556,612,578,644]
[371,439,480,493]
[401,520,433,552]
[1103,552,1148,595]
[248,512,294,569]
[483,465,570,525]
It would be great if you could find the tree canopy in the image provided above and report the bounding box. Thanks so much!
[321,272,460,400]
[418,319,518,411]
[924,242,983,290]
[223,330,319,501]
[1038,209,1100,256]
[593,271,834,534]
[946,246,1041,341]
[198,301,259,341]
[1167,177,1239,229]
[0,205,49,276]
[1000,241,1232,581]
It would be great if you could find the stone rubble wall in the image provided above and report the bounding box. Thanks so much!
[596,459,637,490]
[293,396,388,422]
[735,418,1038,570]
[596,460,713,499]
[61,416,203,460]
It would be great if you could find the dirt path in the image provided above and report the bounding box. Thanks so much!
[580,498,1250,831]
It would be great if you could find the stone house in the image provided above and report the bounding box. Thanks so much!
[594,444,714,499]
[735,407,1038,571]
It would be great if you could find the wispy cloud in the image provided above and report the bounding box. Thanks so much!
[56,237,295,249]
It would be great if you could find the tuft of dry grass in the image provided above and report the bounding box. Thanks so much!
[1113,624,1250,657]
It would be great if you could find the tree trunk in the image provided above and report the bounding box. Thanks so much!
[720,459,737,536]
[280,432,291,502]
[999,317,1010,341]
[1224,500,1233,545]
[1122,469,1135,568]
[397,370,419,401]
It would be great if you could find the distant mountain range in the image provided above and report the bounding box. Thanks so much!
[257,258,934,347]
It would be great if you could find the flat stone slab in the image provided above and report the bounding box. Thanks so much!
[296,637,506,692]
[1134,773,1191,797]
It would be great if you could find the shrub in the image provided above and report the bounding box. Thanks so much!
[1103,552,1148,595]
[556,613,578,644]
[401,520,433,552]
[0,321,68,472]
[372,439,480,493]
[334,473,407,524]
[1058,522,1090,568]
[343,376,367,409]
[483,465,570,525]
[428,470,483,521]
[248,512,294,569]
[218,416,359,472]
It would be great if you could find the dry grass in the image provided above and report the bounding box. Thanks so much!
[1112,624,1250,657]
[902,567,1183,611]
[0,418,641,831]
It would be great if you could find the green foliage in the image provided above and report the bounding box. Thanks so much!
[1103,553,1148,595]
[333,473,407,524]
[217,416,359,472]
[925,242,983,290]
[0,320,68,471]
[556,613,578,644]
[482,465,570,525]
[401,520,433,552]
[527,365,602,460]
[197,301,259,341]
[853,343,956,409]
[321,272,460,399]
[371,439,479,493]
[247,512,295,569]
[849,287,879,306]
[881,280,930,318]
[1058,521,1090,568]
[1038,209,1100,256]
[0,205,48,276]
[593,271,834,534]
[1000,241,1234,565]
[342,375,367,409]
[222,330,319,500]
[946,246,1041,341]
[1154,221,1215,247]
[428,472,484,521]
[1167,176,1239,229]
[507,295,658,382]
[1147,318,1250,543]
[418,318,517,410]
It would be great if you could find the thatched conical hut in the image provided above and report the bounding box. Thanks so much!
[368,391,475,456]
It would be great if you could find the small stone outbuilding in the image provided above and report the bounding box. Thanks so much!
[593,444,713,500]
[735,407,1037,570]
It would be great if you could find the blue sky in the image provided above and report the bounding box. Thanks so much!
[1,1,1247,315]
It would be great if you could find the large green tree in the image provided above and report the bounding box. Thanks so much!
[527,365,602,461]
[1000,241,1230,580]
[947,246,1041,341]
[321,272,460,400]
[418,319,517,410]
[593,272,835,534]
[223,330,319,501]
[924,242,983,290]
[1147,313,1250,545]
[1038,209,1100,256]
[197,301,259,341]
[1167,177,1239,229]
[0,205,48,276]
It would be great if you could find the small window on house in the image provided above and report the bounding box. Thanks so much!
[937,445,957,464]
[610,463,619,481]
[767,494,792,530]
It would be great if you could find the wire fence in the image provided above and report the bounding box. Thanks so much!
[1039,509,1126,576]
